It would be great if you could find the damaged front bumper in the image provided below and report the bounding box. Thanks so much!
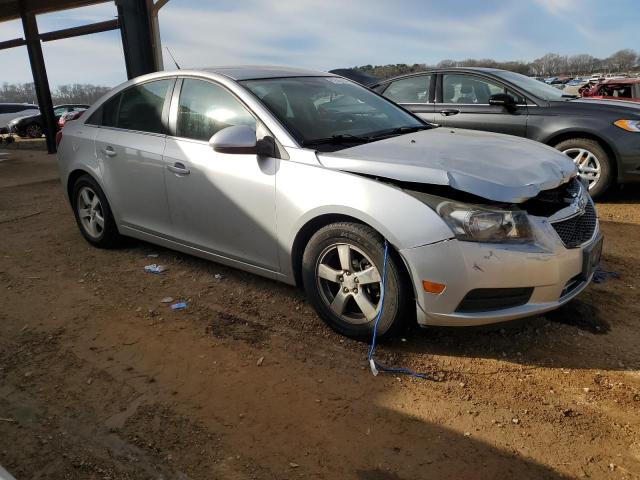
[400,219,602,327]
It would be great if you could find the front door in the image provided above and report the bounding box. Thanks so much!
[436,73,528,137]
[163,78,279,271]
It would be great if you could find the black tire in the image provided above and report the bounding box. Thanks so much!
[302,222,410,340]
[25,123,43,138]
[554,138,612,198]
[71,174,122,248]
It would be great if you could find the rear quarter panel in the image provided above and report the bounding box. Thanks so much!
[56,123,101,200]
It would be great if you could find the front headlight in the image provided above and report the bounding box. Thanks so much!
[613,119,640,132]
[435,201,533,243]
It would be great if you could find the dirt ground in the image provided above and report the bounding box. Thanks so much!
[0,149,639,480]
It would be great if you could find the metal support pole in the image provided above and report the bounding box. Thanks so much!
[150,0,170,71]
[116,0,157,79]
[21,10,57,154]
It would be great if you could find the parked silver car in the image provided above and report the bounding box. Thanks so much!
[56,66,602,339]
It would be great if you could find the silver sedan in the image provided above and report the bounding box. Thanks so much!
[56,66,602,339]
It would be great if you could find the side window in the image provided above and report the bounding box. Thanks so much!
[442,74,525,104]
[54,106,68,116]
[100,93,121,127]
[383,76,431,104]
[176,79,256,142]
[117,79,171,133]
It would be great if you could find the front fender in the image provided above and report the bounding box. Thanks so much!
[275,157,454,277]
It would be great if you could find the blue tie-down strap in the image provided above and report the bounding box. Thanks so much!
[367,240,436,381]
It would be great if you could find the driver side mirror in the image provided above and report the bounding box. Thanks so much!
[489,93,517,110]
[209,124,276,157]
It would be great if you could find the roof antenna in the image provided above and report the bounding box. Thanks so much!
[165,46,181,69]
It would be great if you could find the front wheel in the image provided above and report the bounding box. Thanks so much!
[555,138,612,198]
[302,222,410,340]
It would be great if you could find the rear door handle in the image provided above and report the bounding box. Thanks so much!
[167,162,190,175]
[439,109,460,117]
[102,146,116,157]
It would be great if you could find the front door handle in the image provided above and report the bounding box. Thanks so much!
[103,146,116,157]
[167,162,190,175]
[439,109,460,117]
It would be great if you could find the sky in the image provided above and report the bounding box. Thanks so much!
[0,0,638,88]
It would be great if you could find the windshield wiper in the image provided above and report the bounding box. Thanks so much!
[302,134,372,146]
[369,125,430,139]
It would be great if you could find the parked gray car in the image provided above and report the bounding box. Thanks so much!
[56,66,601,339]
[372,67,640,197]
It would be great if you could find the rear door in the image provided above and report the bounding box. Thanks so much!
[163,77,279,270]
[380,74,436,123]
[436,72,528,137]
[93,78,175,235]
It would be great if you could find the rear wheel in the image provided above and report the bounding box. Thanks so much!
[554,138,612,198]
[72,175,122,248]
[25,123,43,138]
[302,222,410,340]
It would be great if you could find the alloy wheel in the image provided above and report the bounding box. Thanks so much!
[315,243,383,325]
[562,147,601,190]
[77,186,105,239]
[26,124,42,138]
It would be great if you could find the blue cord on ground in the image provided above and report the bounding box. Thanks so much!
[367,240,433,380]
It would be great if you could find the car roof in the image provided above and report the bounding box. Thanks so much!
[371,67,509,86]
[198,65,334,81]
[0,102,38,106]
[599,78,640,85]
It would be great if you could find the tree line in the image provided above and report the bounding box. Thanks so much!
[0,82,110,105]
[355,48,639,80]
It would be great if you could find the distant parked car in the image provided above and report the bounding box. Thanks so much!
[58,108,87,129]
[8,104,89,138]
[372,67,640,197]
[0,103,39,133]
[580,78,640,103]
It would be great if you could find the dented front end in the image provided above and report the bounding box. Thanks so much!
[397,177,602,327]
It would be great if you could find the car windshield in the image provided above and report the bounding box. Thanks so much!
[240,76,428,150]
[492,70,575,101]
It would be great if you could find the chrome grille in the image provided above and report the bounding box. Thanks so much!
[551,201,597,248]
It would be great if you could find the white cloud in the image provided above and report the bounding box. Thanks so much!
[532,0,573,16]
[157,1,516,71]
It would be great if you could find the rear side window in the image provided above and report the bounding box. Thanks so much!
[383,75,431,103]
[86,79,171,133]
[176,79,256,142]
[101,94,121,127]
[118,80,171,133]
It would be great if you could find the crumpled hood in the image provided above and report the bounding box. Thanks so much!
[317,128,577,203]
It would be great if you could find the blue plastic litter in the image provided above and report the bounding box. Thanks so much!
[592,267,620,284]
[144,264,167,274]
[171,302,188,310]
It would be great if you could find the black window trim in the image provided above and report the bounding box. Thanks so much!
[85,77,177,137]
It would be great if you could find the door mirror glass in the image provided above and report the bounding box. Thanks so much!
[488,93,516,109]
[209,124,257,154]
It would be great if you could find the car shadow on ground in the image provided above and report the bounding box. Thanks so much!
[598,184,640,204]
